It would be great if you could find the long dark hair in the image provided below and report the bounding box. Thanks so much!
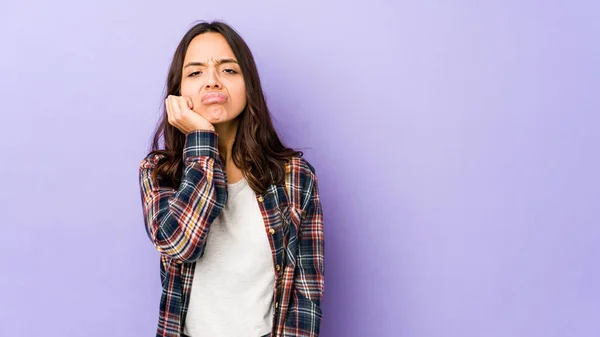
[148,21,301,194]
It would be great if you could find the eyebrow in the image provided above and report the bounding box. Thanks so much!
[183,58,239,68]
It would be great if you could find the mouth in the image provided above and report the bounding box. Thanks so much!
[201,92,228,104]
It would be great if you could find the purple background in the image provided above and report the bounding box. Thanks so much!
[1,1,599,336]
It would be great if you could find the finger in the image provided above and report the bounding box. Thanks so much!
[175,97,191,122]
[184,96,193,110]
[165,96,174,124]
[167,96,182,129]
[176,96,190,113]
[171,95,182,120]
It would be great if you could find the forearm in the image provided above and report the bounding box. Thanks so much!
[139,130,227,262]
[283,173,325,336]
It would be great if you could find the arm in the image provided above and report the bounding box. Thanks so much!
[283,171,325,336]
[138,130,227,262]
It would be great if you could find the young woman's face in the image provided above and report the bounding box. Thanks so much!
[180,32,247,125]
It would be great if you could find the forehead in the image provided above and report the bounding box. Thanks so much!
[184,32,236,63]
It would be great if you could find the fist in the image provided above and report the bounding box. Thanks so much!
[165,95,215,133]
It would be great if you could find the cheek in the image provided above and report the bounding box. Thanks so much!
[233,92,247,108]
[179,78,198,97]
[229,84,247,107]
[190,95,203,110]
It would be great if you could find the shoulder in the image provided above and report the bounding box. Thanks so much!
[286,155,318,184]
[283,156,319,210]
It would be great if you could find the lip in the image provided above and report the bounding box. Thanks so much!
[201,92,228,104]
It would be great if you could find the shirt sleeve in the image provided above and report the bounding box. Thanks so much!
[138,130,228,263]
[283,170,325,336]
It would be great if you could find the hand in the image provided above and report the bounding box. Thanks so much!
[165,95,215,133]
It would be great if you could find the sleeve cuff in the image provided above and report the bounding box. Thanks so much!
[183,130,220,161]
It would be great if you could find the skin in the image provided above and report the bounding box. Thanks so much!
[165,32,247,183]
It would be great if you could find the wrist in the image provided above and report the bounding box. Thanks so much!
[183,130,219,161]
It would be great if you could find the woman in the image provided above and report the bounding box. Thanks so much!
[138,21,324,337]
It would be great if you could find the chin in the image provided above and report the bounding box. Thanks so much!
[205,106,229,123]
[207,105,244,125]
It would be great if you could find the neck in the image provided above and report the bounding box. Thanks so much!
[214,118,239,167]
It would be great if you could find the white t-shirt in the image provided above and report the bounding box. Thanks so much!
[183,178,275,337]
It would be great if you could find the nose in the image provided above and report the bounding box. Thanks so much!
[204,67,222,89]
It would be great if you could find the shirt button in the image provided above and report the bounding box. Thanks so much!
[258,196,264,202]
[276,264,281,271]
[269,228,275,235]
[275,302,279,308]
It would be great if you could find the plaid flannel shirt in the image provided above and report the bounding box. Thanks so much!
[139,130,324,337]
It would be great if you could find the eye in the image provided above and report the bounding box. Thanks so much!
[223,68,238,74]
[188,71,201,77]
